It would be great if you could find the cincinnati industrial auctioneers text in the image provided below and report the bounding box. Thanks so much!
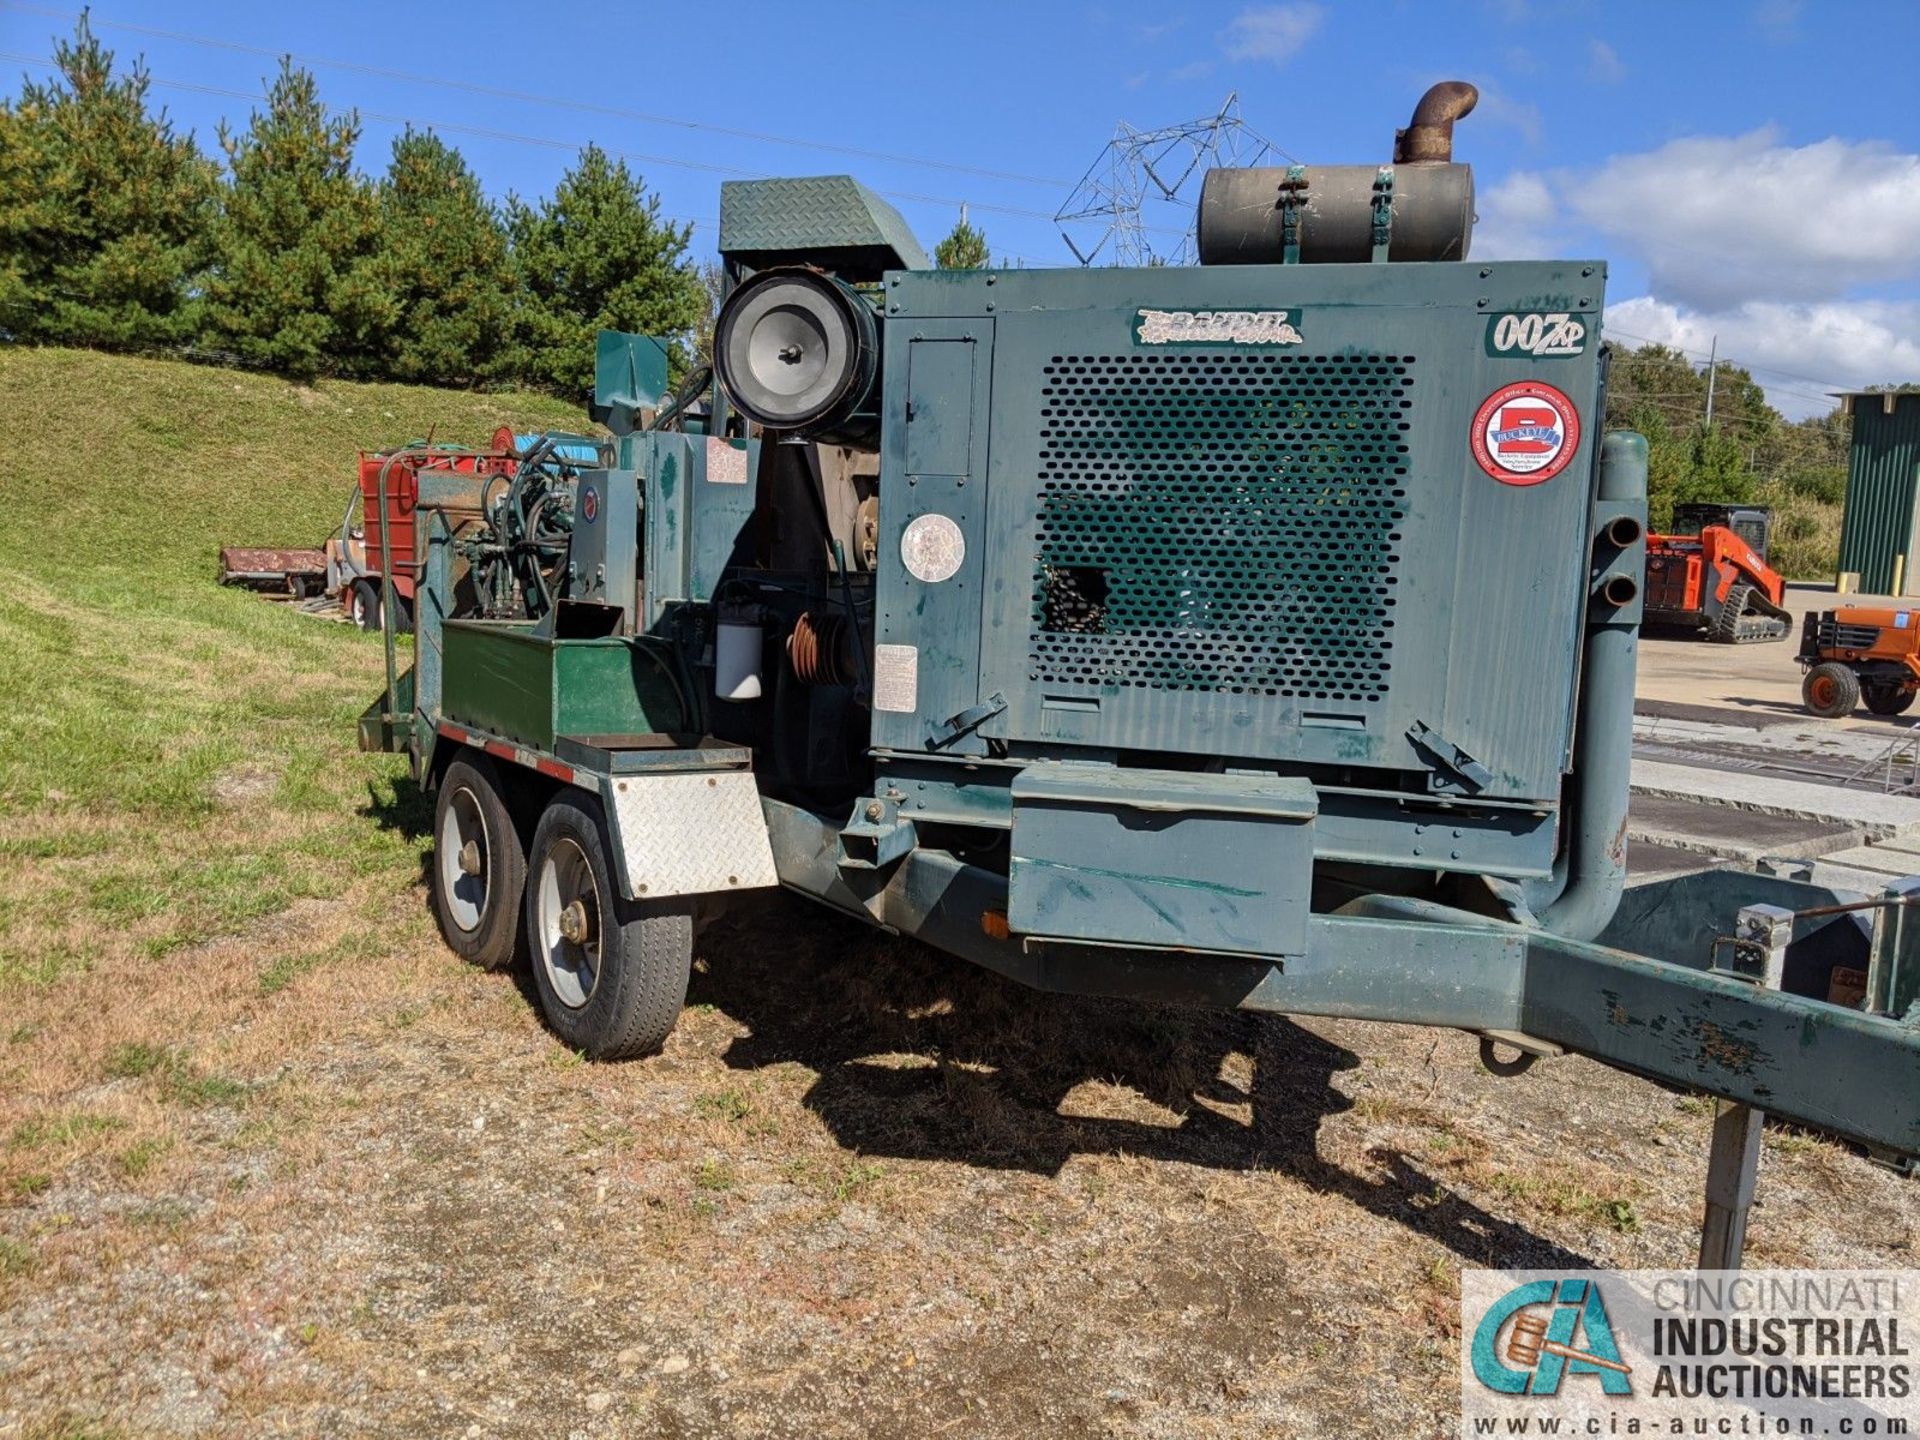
[1460,1270,1918,1437]
[1650,1276,1909,1405]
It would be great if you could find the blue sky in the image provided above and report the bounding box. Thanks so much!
[3,0,1916,417]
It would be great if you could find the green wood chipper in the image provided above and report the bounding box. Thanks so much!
[361,83,1920,1163]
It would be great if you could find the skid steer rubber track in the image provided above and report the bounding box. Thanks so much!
[1709,582,1793,644]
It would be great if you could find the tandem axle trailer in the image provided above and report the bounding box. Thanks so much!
[361,85,1920,1191]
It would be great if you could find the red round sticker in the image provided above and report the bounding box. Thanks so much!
[1471,380,1581,486]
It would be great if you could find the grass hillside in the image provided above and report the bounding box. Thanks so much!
[0,347,581,976]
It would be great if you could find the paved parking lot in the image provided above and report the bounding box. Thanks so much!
[1637,583,1908,724]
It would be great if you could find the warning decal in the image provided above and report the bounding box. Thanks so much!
[1470,380,1581,486]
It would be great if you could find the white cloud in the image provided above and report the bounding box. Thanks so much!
[1471,87,1545,147]
[1567,130,1920,309]
[1587,38,1625,84]
[1472,128,1920,416]
[1501,44,1540,75]
[1475,132,1920,310]
[1169,58,1215,82]
[1220,4,1325,67]
[1608,296,1920,419]
[1471,171,1562,260]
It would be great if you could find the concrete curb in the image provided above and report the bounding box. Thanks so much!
[1810,860,1916,893]
[1624,820,1858,864]
[1630,759,1920,843]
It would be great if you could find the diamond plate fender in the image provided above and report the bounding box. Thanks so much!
[604,771,778,899]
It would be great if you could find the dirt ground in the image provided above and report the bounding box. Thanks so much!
[2,873,1915,1439]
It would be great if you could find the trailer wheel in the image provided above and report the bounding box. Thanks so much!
[526,791,692,1060]
[1803,662,1861,719]
[350,578,381,631]
[1863,682,1916,717]
[432,755,529,970]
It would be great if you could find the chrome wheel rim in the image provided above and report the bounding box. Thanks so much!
[438,785,489,933]
[537,837,601,1009]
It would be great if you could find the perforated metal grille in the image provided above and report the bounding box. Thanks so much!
[1030,353,1413,701]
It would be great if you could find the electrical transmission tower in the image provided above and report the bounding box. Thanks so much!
[1054,94,1285,267]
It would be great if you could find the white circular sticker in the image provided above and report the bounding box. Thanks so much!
[900,513,966,584]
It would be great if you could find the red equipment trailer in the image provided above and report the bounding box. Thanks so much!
[330,435,520,630]
[224,429,603,628]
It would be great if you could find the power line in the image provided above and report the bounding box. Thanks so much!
[1605,325,1849,399]
[0,0,1073,190]
[0,47,1100,243]
[0,46,1064,267]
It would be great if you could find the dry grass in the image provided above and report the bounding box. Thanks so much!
[1761,483,1844,581]
[0,348,1914,1437]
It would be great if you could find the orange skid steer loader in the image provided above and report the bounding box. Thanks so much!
[1643,504,1792,643]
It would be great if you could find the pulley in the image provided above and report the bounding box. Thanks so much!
[714,267,881,442]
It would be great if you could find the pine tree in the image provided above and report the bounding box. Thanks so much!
[203,61,390,379]
[0,16,218,348]
[504,145,704,397]
[691,260,726,367]
[934,209,990,270]
[374,128,516,386]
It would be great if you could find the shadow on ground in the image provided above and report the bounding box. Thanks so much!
[362,770,433,841]
[693,892,1594,1269]
[1724,696,1913,727]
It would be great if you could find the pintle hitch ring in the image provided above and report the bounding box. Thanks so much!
[1477,1028,1564,1078]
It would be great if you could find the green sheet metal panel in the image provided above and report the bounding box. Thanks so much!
[443,621,550,746]
[589,331,670,433]
[633,431,760,625]
[556,642,681,739]
[440,622,681,750]
[1008,764,1316,955]
[870,260,1606,803]
[718,175,927,275]
[1837,392,1920,594]
[870,320,995,753]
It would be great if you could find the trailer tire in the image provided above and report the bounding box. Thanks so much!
[350,578,381,631]
[432,755,529,971]
[1803,662,1861,719]
[1863,682,1915,717]
[525,791,692,1060]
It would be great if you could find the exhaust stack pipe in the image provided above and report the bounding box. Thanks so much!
[1394,81,1480,165]
[1535,432,1649,942]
